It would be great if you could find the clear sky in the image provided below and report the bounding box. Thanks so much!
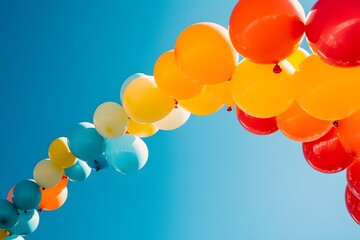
[0,0,359,239]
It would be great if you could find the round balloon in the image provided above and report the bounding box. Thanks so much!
[345,185,360,224]
[39,177,68,211]
[33,159,63,188]
[154,105,191,131]
[347,161,360,199]
[12,180,41,211]
[126,119,158,138]
[120,73,147,104]
[0,200,19,230]
[8,210,39,236]
[48,137,77,169]
[337,111,360,158]
[64,160,91,182]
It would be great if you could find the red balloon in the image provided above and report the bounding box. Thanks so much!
[345,185,360,224]
[347,160,360,199]
[305,0,360,67]
[235,106,278,135]
[302,128,355,173]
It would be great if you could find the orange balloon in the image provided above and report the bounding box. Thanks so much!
[127,119,158,138]
[6,186,14,203]
[154,50,204,100]
[205,81,235,107]
[229,0,305,64]
[337,111,360,157]
[277,102,333,142]
[39,177,68,211]
[174,22,238,85]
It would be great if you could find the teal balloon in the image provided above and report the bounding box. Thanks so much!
[120,73,147,104]
[12,180,41,211]
[65,160,91,182]
[105,134,148,174]
[87,154,109,171]
[8,210,39,236]
[0,200,19,230]
[67,122,105,161]
[5,235,24,240]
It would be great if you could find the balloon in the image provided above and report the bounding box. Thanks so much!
[64,160,91,182]
[205,80,235,107]
[8,210,39,236]
[154,50,203,100]
[286,47,309,68]
[48,137,77,169]
[229,0,305,64]
[4,235,24,240]
[12,180,41,211]
[39,177,68,211]
[345,185,360,224]
[6,187,14,203]
[294,55,360,120]
[302,128,355,174]
[86,154,109,171]
[68,122,105,161]
[106,134,148,174]
[276,102,333,142]
[93,102,128,138]
[0,200,18,230]
[305,0,360,67]
[231,59,295,118]
[120,73,147,104]
[122,75,175,123]
[174,22,238,85]
[337,111,360,157]
[154,106,191,131]
[235,107,278,135]
[33,159,63,188]
[0,229,8,238]
[126,119,158,138]
[347,160,360,200]
[178,88,223,116]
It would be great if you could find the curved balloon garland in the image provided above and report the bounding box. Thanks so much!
[1,0,360,238]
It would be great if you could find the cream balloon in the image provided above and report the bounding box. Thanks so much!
[154,106,191,130]
[33,159,63,188]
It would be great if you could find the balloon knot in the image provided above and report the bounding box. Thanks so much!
[227,106,232,112]
[273,64,282,74]
[42,187,46,190]
[62,175,67,179]
[333,120,339,128]
[96,168,100,172]
[38,208,43,213]
[174,100,178,108]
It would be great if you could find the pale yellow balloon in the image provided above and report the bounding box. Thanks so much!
[33,159,64,188]
[93,102,128,138]
[205,80,235,106]
[49,137,77,169]
[127,119,158,138]
[123,76,175,123]
[178,88,223,116]
[286,47,310,68]
[154,105,191,130]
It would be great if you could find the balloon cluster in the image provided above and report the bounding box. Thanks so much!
[1,0,360,238]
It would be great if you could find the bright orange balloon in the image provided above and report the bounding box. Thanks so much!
[175,22,238,85]
[338,111,360,157]
[277,102,333,142]
[294,55,360,121]
[39,177,68,211]
[205,81,235,107]
[154,50,204,100]
[127,119,158,138]
[229,0,305,64]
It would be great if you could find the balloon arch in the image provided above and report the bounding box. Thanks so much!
[1,0,360,238]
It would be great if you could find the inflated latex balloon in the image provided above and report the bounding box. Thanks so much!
[338,111,360,157]
[5,235,24,240]
[305,0,360,67]
[0,200,19,230]
[235,107,278,135]
[154,50,203,100]
[64,160,91,182]
[93,102,128,138]
[87,154,109,171]
[276,102,333,142]
[286,47,309,68]
[178,88,223,116]
[12,180,41,211]
[8,210,39,236]
[120,73,147,104]
[302,128,355,174]
[0,229,8,238]
[127,119,158,138]
[6,187,14,203]
[205,81,235,107]
[123,75,175,123]
[174,22,238,85]
[294,55,360,120]
[33,159,63,188]
[231,59,295,118]
[345,185,360,224]
[154,106,190,131]
[106,134,148,174]
[229,0,305,64]
[347,161,360,199]
[68,122,105,162]
[48,137,77,169]
[39,177,68,211]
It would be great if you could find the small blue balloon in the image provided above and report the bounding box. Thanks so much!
[12,180,41,211]
[0,200,19,230]
[65,160,91,182]
[87,154,109,171]
[8,209,39,236]
[105,134,148,174]
[67,122,105,161]
[120,73,147,104]
[5,235,24,240]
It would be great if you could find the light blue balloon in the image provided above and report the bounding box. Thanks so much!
[67,122,105,161]
[86,153,109,171]
[105,134,148,174]
[0,200,19,230]
[5,235,24,240]
[8,209,39,236]
[65,160,91,182]
[120,73,146,104]
[12,180,41,211]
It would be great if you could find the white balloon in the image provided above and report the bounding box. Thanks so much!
[154,105,190,130]
[33,159,63,188]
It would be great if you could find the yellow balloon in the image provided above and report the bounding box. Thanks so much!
[294,55,360,120]
[174,22,239,85]
[33,159,64,188]
[93,102,128,138]
[178,88,223,116]
[154,50,204,100]
[0,229,8,239]
[127,119,158,138]
[231,60,295,118]
[123,75,175,123]
[286,47,309,68]
[205,80,235,107]
[49,137,77,169]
